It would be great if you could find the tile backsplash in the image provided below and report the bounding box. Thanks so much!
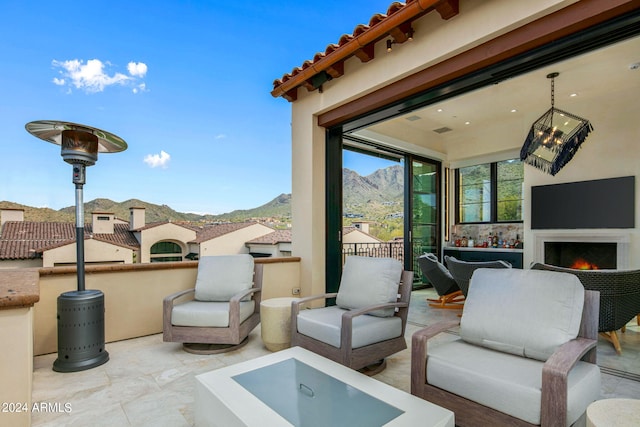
[450,223,524,247]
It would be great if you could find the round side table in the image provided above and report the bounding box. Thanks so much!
[260,297,299,352]
[586,398,640,427]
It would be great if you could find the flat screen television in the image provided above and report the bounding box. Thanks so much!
[531,176,635,229]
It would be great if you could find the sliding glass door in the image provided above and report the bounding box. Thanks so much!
[326,137,441,289]
[409,157,440,284]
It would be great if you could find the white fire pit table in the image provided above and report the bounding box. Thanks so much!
[195,346,454,427]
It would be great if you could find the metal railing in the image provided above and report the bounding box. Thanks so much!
[342,241,436,285]
[342,242,404,263]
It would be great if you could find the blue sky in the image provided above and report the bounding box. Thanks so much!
[0,0,393,215]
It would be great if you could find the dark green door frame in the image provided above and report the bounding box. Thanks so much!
[325,127,343,298]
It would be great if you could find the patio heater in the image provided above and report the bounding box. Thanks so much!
[25,120,127,372]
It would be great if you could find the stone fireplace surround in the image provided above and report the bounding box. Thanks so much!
[534,231,630,270]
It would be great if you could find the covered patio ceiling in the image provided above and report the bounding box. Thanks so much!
[349,33,640,162]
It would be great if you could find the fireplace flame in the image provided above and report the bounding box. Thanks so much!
[570,258,599,270]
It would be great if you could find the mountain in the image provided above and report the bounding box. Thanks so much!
[0,194,292,225]
[212,193,292,221]
[1,165,403,224]
[342,165,404,223]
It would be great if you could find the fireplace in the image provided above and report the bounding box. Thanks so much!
[544,242,616,269]
[534,232,630,270]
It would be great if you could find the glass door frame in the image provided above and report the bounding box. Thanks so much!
[326,134,441,289]
[406,155,442,284]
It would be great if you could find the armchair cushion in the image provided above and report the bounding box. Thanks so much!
[171,300,256,327]
[194,254,254,302]
[460,268,584,361]
[296,306,403,348]
[426,338,601,425]
[336,256,403,317]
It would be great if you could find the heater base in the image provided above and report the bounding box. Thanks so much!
[53,290,109,373]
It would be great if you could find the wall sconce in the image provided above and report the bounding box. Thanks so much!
[386,39,395,52]
[520,72,593,175]
[386,27,414,52]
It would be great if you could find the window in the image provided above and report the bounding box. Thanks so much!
[496,159,524,221]
[150,241,183,262]
[458,164,491,223]
[456,159,523,223]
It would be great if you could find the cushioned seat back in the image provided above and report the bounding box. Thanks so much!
[194,254,254,302]
[418,253,459,296]
[336,256,403,317]
[460,268,584,361]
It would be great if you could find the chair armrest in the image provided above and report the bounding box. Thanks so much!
[540,337,598,425]
[163,288,195,307]
[229,287,262,319]
[291,293,338,316]
[341,301,409,319]
[337,302,410,351]
[293,293,339,308]
[163,288,195,333]
[229,287,262,303]
[410,320,460,394]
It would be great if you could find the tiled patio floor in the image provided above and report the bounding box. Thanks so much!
[32,289,640,426]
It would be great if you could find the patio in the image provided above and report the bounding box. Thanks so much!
[31,288,640,426]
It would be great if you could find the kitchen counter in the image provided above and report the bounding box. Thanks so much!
[444,247,524,268]
[445,246,523,253]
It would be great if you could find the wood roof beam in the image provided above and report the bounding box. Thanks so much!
[435,0,460,20]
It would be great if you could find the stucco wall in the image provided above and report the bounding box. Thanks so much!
[138,223,197,263]
[0,307,32,427]
[199,223,274,256]
[0,259,42,269]
[42,239,134,267]
[33,258,301,355]
[343,230,381,244]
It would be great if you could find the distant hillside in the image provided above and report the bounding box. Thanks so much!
[213,193,292,221]
[343,165,404,220]
[1,165,405,225]
[0,194,293,225]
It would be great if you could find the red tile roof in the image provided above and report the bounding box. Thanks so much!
[190,222,271,244]
[0,221,139,260]
[246,229,292,245]
[271,0,459,101]
[134,221,199,232]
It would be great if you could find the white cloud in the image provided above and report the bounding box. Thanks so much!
[52,58,148,94]
[144,150,171,168]
[132,83,147,94]
[127,62,147,77]
[215,134,226,140]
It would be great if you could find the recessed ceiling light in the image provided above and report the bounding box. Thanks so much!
[511,109,517,113]
[405,115,421,121]
[464,121,471,125]
[436,108,443,113]
[570,93,578,97]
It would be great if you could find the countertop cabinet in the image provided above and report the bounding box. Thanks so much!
[443,247,523,269]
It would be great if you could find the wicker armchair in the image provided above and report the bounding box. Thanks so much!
[531,263,640,354]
